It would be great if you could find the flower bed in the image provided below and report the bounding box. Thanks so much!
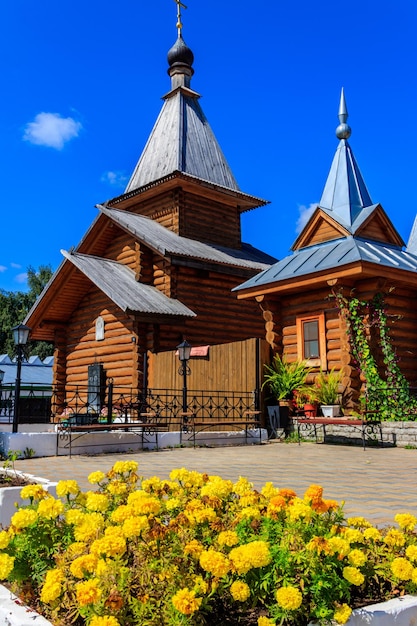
[0,462,417,625]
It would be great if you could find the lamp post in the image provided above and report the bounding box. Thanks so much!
[11,323,31,434]
[0,369,4,420]
[177,340,192,432]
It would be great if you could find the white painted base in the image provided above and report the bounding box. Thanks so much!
[0,470,57,529]
[0,429,267,458]
[320,405,341,417]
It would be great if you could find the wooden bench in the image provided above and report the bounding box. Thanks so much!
[296,414,382,450]
[183,410,263,447]
[56,412,169,456]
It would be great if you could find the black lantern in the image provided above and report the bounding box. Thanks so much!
[11,323,31,433]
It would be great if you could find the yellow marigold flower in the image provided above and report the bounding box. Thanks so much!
[184,539,204,558]
[112,460,138,474]
[363,527,381,541]
[343,528,364,544]
[132,496,161,516]
[141,476,163,491]
[89,617,121,626]
[67,542,87,557]
[229,541,271,574]
[85,492,110,512]
[347,516,372,528]
[20,484,48,501]
[170,468,204,487]
[199,549,230,577]
[40,581,62,604]
[91,534,126,558]
[193,575,208,594]
[412,569,417,585]
[261,482,279,499]
[237,506,262,521]
[96,559,111,576]
[44,568,65,585]
[328,537,350,558]
[122,515,149,538]
[348,549,366,567]
[111,504,135,523]
[218,530,239,547]
[287,499,313,522]
[11,508,38,529]
[391,557,414,581]
[56,480,79,497]
[306,536,331,555]
[165,497,181,511]
[37,497,65,519]
[65,509,85,525]
[233,476,253,495]
[230,580,250,602]
[0,554,14,580]
[107,480,128,495]
[0,531,10,550]
[172,587,202,615]
[384,529,406,548]
[395,513,417,531]
[200,477,234,499]
[76,578,102,606]
[74,513,105,542]
[333,603,352,624]
[406,545,417,562]
[276,586,302,610]
[70,554,99,578]
[258,617,275,626]
[88,471,106,484]
[343,566,365,586]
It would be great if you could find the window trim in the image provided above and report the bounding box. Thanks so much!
[296,313,327,369]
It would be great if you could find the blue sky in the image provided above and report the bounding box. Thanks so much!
[1,0,416,292]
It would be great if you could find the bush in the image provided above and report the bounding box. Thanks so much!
[0,462,417,625]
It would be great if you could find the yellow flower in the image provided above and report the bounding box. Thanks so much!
[200,477,234,499]
[0,530,10,550]
[363,527,381,541]
[218,530,239,547]
[184,539,204,558]
[333,603,352,624]
[169,468,204,487]
[11,508,38,529]
[88,471,106,484]
[76,578,102,606]
[258,618,275,626]
[343,528,364,544]
[347,517,372,528]
[193,575,208,594]
[412,569,417,585]
[172,587,202,615]
[343,566,365,586]
[37,497,65,519]
[327,537,350,558]
[229,541,271,574]
[199,549,230,577]
[348,549,366,567]
[107,480,128,495]
[122,515,149,538]
[230,580,250,602]
[91,533,126,558]
[89,617,121,626]
[306,536,331,555]
[276,586,302,610]
[287,499,313,522]
[112,460,138,474]
[70,554,99,578]
[384,529,406,548]
[56,480,79,497]
[405,545,417,562]
[67,542,87,557]
[0,553,15,580]
[20,484,48,501]
[85,492,110,512]
[233,476,253,495]
[261,482,279,498]
[166,497,181,511]
[65,509,85,525]
[395,513,417,531]
[40,569,65,604]
[391,557,414,581]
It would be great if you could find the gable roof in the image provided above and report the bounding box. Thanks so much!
[61,250,196,318]
[99,205,276,270]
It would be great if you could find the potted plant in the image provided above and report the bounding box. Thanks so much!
[262,355,312,415]
[293,387,319,417]
[314,368,343,417]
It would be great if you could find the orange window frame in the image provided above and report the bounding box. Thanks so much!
[296,313,327,369]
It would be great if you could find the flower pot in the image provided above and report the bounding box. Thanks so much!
[303,403,318,418]
[320,404,341,418]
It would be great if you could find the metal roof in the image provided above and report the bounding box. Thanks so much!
[0,354,53,386]
[99,205,276,270]
[61,250,196,318]
[233,237,417,292]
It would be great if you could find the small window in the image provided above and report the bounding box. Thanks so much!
[296,314,327,368]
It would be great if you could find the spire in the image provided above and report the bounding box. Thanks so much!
[124,1,240,194]
[319,89,373,226]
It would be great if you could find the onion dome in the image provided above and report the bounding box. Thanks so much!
[167,34,194,69]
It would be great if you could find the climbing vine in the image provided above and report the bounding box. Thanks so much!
[333,289,417,421]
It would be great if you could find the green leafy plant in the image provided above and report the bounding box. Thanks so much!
[23,447,36,459]
[314,368,343,406]
[1,461,417,626]
[262,354,311,401]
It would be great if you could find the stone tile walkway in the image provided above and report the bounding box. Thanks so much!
[14,441,417,527]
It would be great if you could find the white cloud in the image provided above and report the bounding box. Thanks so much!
[10,262,21,269]
[0,266,6,273]
[23,112,82,150]
[296,203,318,234]
[15,272,28,284]
[101,171,128,188]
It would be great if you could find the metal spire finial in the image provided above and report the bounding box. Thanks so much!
[173,0,187,36]
[336,87,351,140]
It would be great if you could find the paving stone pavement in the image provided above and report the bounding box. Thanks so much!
[13,441,417,527]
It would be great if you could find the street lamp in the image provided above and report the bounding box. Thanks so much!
[177,340,192,433]
[0,369,4,420]
[11,323,31,433]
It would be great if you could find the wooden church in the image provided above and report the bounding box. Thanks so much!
[234,89,417,410]
[25,12,276,411]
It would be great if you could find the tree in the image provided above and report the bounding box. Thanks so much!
[0,265,54,359]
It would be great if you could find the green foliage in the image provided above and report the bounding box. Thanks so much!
[333,290,417,421]
[314,368,343,406]
[0,264,54,358]
[262,354,311,401]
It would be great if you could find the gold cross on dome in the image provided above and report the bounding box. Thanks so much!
[173,0,187,35]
